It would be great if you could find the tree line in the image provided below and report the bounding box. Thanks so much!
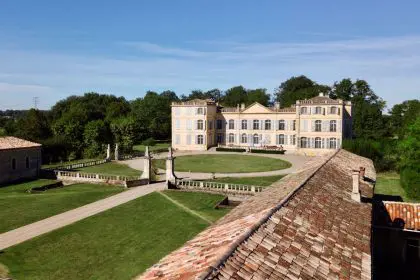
[0,76,418,198]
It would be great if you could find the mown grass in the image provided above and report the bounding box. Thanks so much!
[0,191,227,280]
[75,162,141,177]
[208,175,286,186]
[163,190,230,222]
[154,154,291,173]
[375,172,419,202]
[133,143,170,152]
[0,180,123,233]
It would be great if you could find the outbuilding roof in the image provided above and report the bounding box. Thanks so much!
[382,202,420,231]
[0,136,41,150]
[138,150,375,280]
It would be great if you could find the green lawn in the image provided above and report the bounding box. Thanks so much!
[375,172,419,202]
[0,191,227,280]
[0,180,123,233]
[163,190,230,222]
[75,162,141,177]
[154,154,291,173]
[207,175,286,186]
[42,158,97,169]
[133,143,170,152]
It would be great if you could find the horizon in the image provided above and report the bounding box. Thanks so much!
[1,0,420,111]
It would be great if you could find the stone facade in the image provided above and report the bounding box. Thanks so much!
[0,137,42,185]
[171,94,352,155]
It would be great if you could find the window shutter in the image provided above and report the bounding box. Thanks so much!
[337,120,341,132]
[272,119,276,130]
[337,138,341,149]
[297,137,301,148]
[323,108,326,115]
[285,135,288,145]
[259,134,263,142]
[338,108,341,115]
[310,137,314,148]
[303,120,307,132]
[322,121,327,132]
[260,120,264,130]
[322,138,325,149]
[248,134,252,144]
[276,135,279,145]
[248,120,252,130]
[311,120,315,132]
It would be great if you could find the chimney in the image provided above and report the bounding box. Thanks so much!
[351,170,361,202]
[319,92,324,97]
[359,167,366,178]
[240,103,246,111]
[274,102,280,110]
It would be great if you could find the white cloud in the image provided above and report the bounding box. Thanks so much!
[0,35,419,110]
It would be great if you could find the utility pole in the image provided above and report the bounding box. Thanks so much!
[33,97,39,109]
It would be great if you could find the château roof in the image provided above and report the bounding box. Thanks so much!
[138,150,375,280]
[0,136,41,150]
[172,99,216,106]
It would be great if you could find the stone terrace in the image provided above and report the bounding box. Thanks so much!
[138,150,375,280]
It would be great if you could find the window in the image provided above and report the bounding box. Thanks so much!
[197,120,204,130]
[175,119,180,129]
[229,119,235,130]
[315,107,322,114]
[197,107,204,115]
[253,120,259,130]
[186,135,191,145]
[228,133,235,143]
[292,120,296,131]
[315,137,321,149]
[291,135,296,145]
[217,134,223,143]
[26,157,30,169]
[330,120,337,132]
[300,137,308,148]
[11,158,16,170]
[330,106,337,114]
[278,120,285,130]
[241,120,247,130]
[265,120,271,130]
[186,120,192,130]
[301,107,308,114]
[241,133,247,143]
[217,120,223,129]
[197,135,204,145]
[315,120,322,132]
[175,134,180,144]
[278,134,285,145]
[208,120,213,130]
[329,138,337,149]
[174,107,180,116]
[253,134,259,144]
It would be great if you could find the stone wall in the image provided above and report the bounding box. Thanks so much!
[0,147,42,185]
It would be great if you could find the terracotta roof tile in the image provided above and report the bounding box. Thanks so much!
[383,202,420,231]
[0,136,41,150]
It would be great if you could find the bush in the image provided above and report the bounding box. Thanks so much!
[250,149,286,154]
[400,166,420,200]
[216,147,246,152]
[142,137,156,146]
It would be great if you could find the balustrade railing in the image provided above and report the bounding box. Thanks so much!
[176,179,263,194]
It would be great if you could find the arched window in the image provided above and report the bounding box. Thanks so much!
[228,133,235,143]
[278,134,285,145]
[197,120,204,130]
[330,106,337,114]
[315,120,322,132]
[253,120,259,130]
[315,137,322,148]
[241,120,247,130]
[301,107,308,114]
[265,120,271,130]
[329,138,337,149]
[26,157,30,169]
[315,107,322,114]
[11,158,16,170]
[300,137,308,148]
[241,133,247,143]
[197,135,204,145]
[228,119,235,130]
[278,120,285,130]
[330,120,337,132]
[253,134,259,144]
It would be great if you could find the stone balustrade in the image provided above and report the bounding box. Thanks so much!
[176,179,263,195]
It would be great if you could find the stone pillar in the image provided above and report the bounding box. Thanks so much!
[106,144,111,160]
[114,144,119,161]
[351,170,361,202]
[165,147,176,188]
[141,146,151,182]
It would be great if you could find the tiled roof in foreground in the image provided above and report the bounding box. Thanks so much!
[138,150,375,280]
[0,136,41,150]
[383,202,420,231]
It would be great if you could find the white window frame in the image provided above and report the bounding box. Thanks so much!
[330,120,337,132]
[197,120,204,130]
[228,133,235,143]
[253,134,259,144]
[315,137,321,149]
[278,120,285,130]
[278,134,285,145]
[301,137,308,148]
[241,120,247,130]
[197,135,204,145]
[241,133,247,143]
[315,120,322,132]
[265,120,271,130]
[253,120,259,130]
[228,119,235,130]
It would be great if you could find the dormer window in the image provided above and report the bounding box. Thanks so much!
[330,106,337,114]
[301,107,308,114]
[315,107,322,114]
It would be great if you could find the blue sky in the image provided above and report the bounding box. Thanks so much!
[1,0,419,110]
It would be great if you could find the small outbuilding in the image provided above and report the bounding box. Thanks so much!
[0,136,42,185]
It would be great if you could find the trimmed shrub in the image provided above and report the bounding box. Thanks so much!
[250,149,286,154]
[400,166,420,200]
[216,147,246,152]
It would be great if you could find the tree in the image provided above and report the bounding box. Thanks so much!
[83,120,110,158]
[388,99,420,139]
[222,86,247,107]
[14,109,51,141]
[110,117,137,152]
[247,88,270,106]
[275,76,330,108]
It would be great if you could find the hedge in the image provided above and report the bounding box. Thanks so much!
[215,147,246,152]
[250,149,286,154]
[400,166,420,200]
